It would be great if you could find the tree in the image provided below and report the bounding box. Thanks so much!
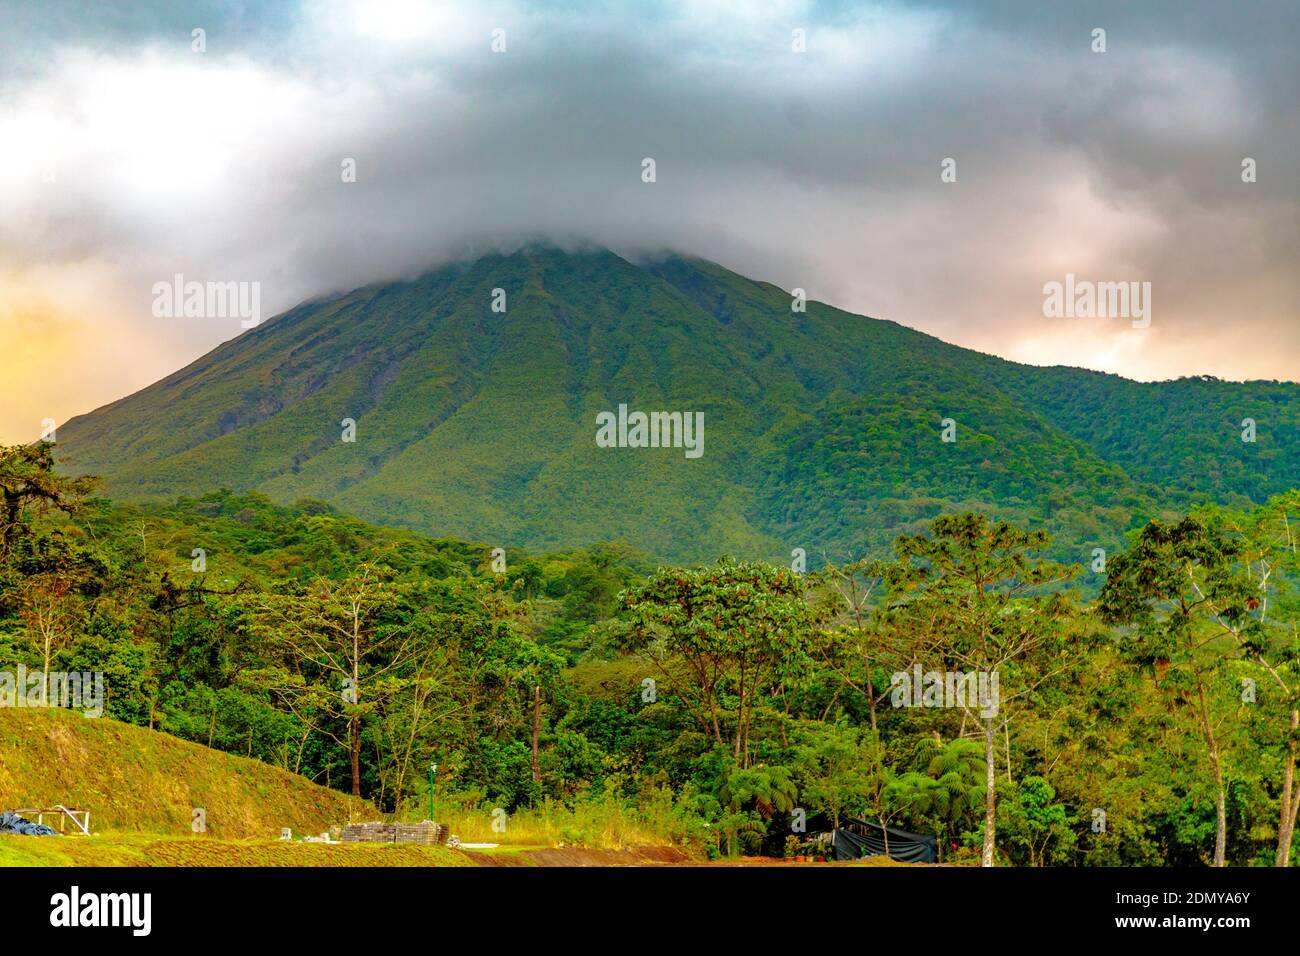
[883,739,985,861]
[1000,775,1076,867]
[1215,494,1300,867]
[16,571,83,699]
[793,720,878,829]
[1098,516,1254,866]
[1,507,105,705]
[244,562,418,798]
[347,575,557,813]
[509,560,545,600]
[0,443,97,559]
[888,513,1078,866]
[814,558,900,808]
[1101,504,1300,867]
[715,761,797,856]
[621,558,820,766]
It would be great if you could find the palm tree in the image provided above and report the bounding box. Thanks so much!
[883,740,985,860]
[716,764,798,856]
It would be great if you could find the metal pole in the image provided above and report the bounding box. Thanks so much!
[429,762,437,821]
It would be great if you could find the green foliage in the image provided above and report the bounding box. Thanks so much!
[621,557,820,762]
[1000,776,1076,867]
[3,442,1300,865]
[883,738,987,858]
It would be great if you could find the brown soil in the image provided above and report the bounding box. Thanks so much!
[458,846,915,866]
[463,845,694,866]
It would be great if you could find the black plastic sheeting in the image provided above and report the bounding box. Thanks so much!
[824,818,936,864]
[0,811,57,836]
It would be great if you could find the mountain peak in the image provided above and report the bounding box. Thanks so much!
[58,253,1300,563]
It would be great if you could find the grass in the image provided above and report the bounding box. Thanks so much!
[0,707,367,839]
[427,781,706,851]
[0,707,706,866]
[0,832,473,867]
[438,801,678,849]
[0,707,702,866]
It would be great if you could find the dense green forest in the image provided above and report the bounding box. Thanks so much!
[4,442,1298,866]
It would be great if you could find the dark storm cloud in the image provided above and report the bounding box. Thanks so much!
[0,0,1297,441]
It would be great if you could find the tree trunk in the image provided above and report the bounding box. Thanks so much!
[1276,706,1299,867]
[1196,680,1226,866]
[1214,788,1227,867]
[982,716,996,867]
[350,640,361,799]
[864,648,878,737]
[1287,768,1300,863]
[531,684,542,785]
[350,715,362,799]
[42,631,53,706]
[733,663,747,761]
[2,489,20,557]
[1004,720,1013,784]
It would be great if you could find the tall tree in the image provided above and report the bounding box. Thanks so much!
[889,513,1078,866]
[1226,495,1300,867]
[16,571,83,699]
[1122,499,1300,867]
[1098,515,1266,866]
[814,558,904,814]
[244,562,418,798]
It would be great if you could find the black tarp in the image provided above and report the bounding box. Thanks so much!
[0,811,57,836]
[824,818,936,864]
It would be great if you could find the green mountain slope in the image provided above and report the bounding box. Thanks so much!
[56,246,1300,564]
[975,362,1300,502]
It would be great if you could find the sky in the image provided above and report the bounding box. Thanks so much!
[1,0,1297,443]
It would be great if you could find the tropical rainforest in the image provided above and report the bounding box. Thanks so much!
[3,440,1298,866]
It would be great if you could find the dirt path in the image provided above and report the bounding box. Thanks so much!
[459,846,910,866]
[462,846,694,866]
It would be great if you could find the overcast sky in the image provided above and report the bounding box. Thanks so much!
[1,0,1297,442]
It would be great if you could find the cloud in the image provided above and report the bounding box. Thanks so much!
[0,0,1296,441]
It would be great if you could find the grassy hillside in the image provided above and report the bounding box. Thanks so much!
[0,707,366,839]
[56,245,1300,565]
